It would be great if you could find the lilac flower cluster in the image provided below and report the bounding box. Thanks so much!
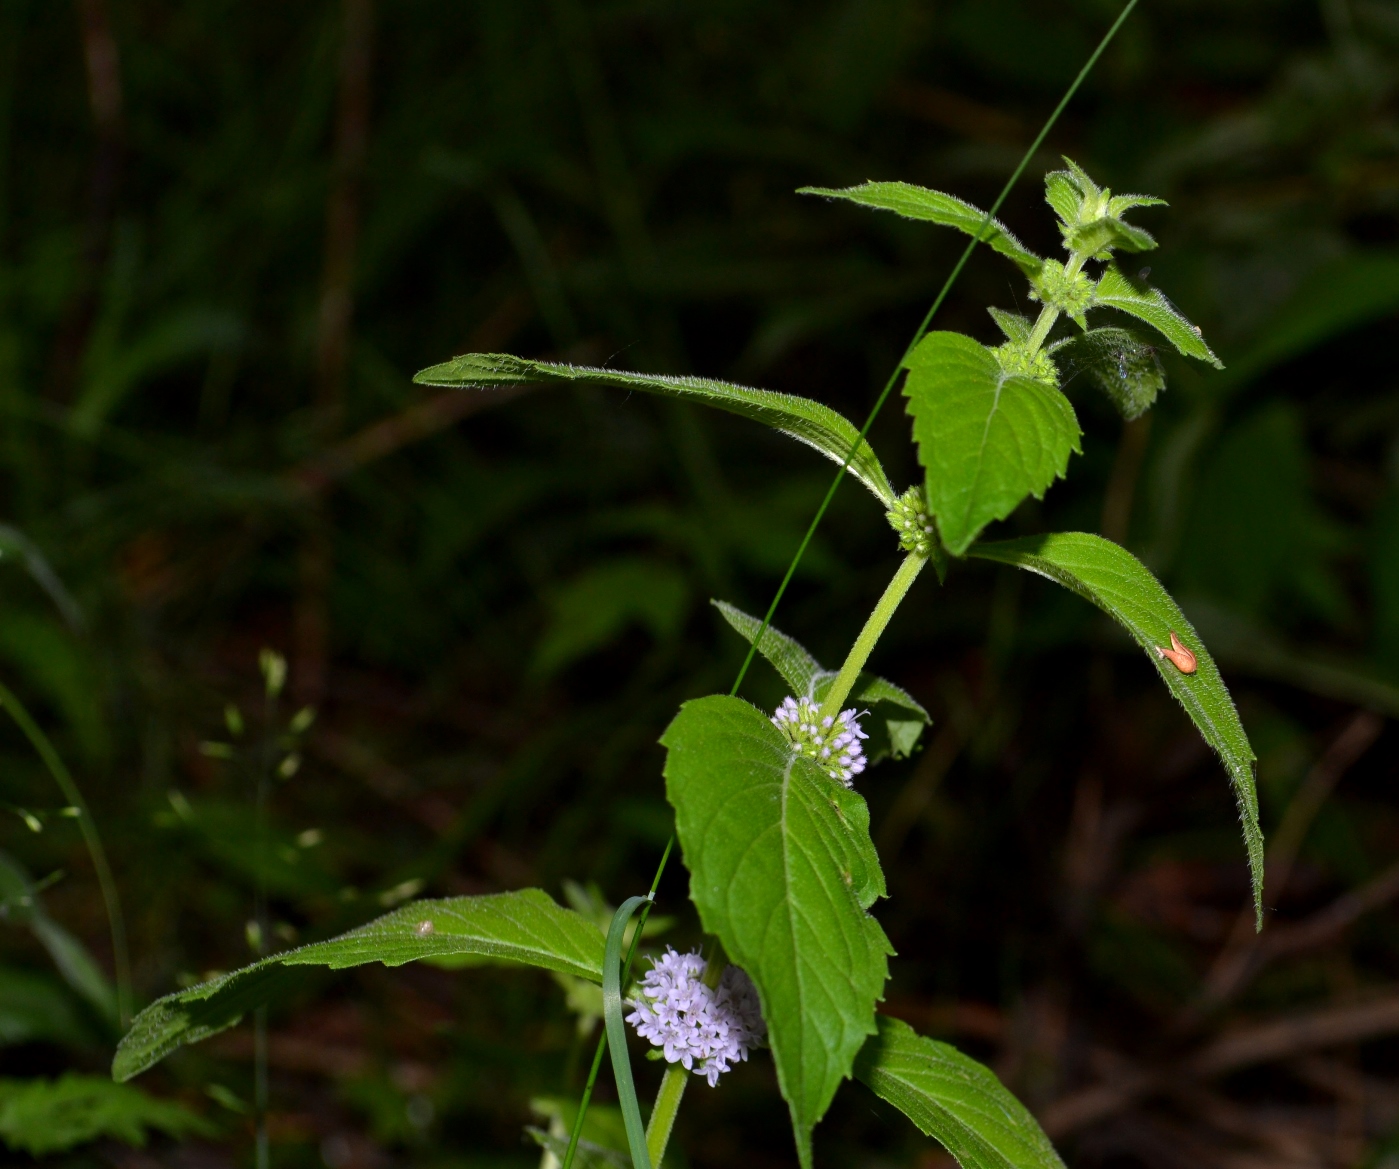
[625,948,766,1087]
[771,695,868,786]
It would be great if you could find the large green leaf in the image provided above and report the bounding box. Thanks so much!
[413,353,896,506]
[798,182,1043,276]
[904,332,1081,556]
[712,599,929,760]
[1091,266,1223,367]
[969,532,1263,922]
[855,1017,1065,1169]
[661,695,893,1168]
[113,890,605,1081]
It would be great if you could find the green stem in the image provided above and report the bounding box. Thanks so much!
[1025,251,1088,354]
[645,1064,688,1167]
[817,551,928,722]
[0,679,131,1026]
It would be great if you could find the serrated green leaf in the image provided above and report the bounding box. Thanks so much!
[969,533,1263,924]
[1054,327,1165,419]
[113,890,605,1081]
[413,353,896,506]
[1044,172,1080,229]
[904,333,1081,556]
[712,600,929,760]
[662,695,893,1168]
[798,182,1043,277]
[1091,266,1223,367]
[711,600,823,697]
[0,1074,215,1155]
[855,1017,1065,1169]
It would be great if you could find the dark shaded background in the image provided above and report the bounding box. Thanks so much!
[4,0,1399,1166]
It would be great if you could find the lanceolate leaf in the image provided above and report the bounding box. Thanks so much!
[113,890,605,1081]
[798,182,1043,277]
[712,600,929,760]
[662,695,893,1168]
[855,1017,1065,1169]
[1091,266,1223,367]
[904,332,1081,556]
[969,532,1263,923]
[414,353,896,506]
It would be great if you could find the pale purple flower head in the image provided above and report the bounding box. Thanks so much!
[772,695,868,786]
[625,948,766,1087]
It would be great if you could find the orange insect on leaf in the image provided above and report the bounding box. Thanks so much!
[1154,630,1197,674]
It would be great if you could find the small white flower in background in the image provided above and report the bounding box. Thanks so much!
[625,947,766,1087]
[771,695,868,786]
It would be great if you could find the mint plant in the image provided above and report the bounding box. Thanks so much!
[108,155,1263,1169]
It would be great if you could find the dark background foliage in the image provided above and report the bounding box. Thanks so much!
[4,0,1399,1166]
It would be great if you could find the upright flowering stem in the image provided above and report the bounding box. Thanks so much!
[817,550,928,723]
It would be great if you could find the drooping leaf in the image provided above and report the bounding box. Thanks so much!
[0,1074,215,1155]
[528,1126,629,1169]
[662,695,893,1168]
[798,182,1043,277]
[969,532,1263,923]
[413,353,896,506]
[712,600,929,760]
[854,1017,1065,1169]
[1091,266,1223,367]
[904,332,1081,556]
[113,890,605,1081]
[1053,327,1166,419]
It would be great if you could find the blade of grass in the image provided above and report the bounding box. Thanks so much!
[0,678,131,1025]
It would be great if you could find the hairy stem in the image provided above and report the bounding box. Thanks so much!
[818,550,928,721]
[1025,250,1089,354]
[645,1064,688,1166]
[0,680,131,1025]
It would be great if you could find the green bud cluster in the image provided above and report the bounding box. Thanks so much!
[992,341,1059,387]
[1030,259,1094,322]
[886,486,937,558]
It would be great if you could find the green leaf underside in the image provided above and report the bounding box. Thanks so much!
[661,695,893,1168]
[414,353,896,506]
[712,600,929,760]
[798,182,1043,276]
[113,890,604,1081]
[854,1017,1065,1169]
[1055,327,1165,420]
[1092,266,1223,367]
[904,333,1081,556]
[969,533,1263,923]
[0,1074,215,1155]
[529,1127,628,1169]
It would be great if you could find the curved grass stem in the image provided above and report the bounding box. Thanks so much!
[0,678,131,1026]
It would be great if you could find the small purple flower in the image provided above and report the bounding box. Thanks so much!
[625,948,766,1087]
[772,696,868,786]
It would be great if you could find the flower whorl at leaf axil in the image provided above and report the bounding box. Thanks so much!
[771,696,868,786]
[625,948,766,1087]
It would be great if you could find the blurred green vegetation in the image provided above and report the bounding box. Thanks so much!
[3,0,1399,1165]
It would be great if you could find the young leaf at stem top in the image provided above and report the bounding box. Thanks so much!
[413,353,897,506]
[969,532,1263,924]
